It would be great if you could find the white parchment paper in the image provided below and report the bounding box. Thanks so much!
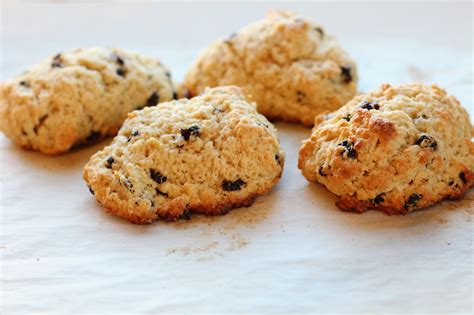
[1,2,472,314]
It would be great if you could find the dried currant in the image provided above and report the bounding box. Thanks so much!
[106,156,114,169]
[51,54,63,68]
[318,165,327,177]
[146,91,160,107]
[150,169,167,184]
[415,134,437,150]
[180,125,200,141]
[156,188,168,197]
[371,194,385,205]
[114,54,125,66]
[360,101,380,110]
[222,179,245,191]
[314,26,324,37]
[127,130,139,142]
[340,66,352,83]
[116,68,126,77]
[296,91,306,102]
[404,193,422,210]
[339,140,357,158]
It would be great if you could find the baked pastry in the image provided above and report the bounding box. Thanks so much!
[183,10,357,126]
[0,47,176,154]
[298,83,473,214]
[83,86,285,224]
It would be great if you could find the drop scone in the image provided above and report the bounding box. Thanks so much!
[0,47,176,154]
[83,86,285,224]
[183,10,357,126]
[298,83,474,215]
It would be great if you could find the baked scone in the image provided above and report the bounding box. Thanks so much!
[83,86,285,224]
[298,83,473,214]
[0,47,176,154]
[183,10,357,126]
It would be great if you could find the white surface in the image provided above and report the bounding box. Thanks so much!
[1,1,473,314]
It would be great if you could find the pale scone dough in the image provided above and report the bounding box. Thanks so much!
[0,47,176,154]
[183,10,358,126]
[83,86,285,224]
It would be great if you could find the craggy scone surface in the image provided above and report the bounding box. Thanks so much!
[83,86,285,224]
[184,10,357,126]
[0,47,176,154]
[298,83,474,214]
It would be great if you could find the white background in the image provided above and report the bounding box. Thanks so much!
[1,1,473,314]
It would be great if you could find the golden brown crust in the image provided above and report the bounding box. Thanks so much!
[298,83,474,214]
[336,171,473,215]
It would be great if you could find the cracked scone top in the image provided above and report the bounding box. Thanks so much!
[0,47,176,154]
[298,83,473,214]
[183,10,358,126]
[83,86,285,224]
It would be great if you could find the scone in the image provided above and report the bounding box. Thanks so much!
[183,10,357,126]
[0,47,176,154]
[83,86,285,224]
[298,83,473,214]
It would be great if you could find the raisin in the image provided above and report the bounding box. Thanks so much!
[222,179,245,191]
[360,101,380,110]
[275,155,280,162]
[156,188,168,197]
[127,129,139,141]
[116,68,126,77]
[318,165,327,176]
[314,26,324,37]
[106,156,114,169]
[146,91,159,107]
[342,114,351,122]
[114,54,125,66]
[88,186,95,195]
[86,131,101,142]
[296,90,306,102]
[339,140,357,158]
[340,66,352,83]
[51,53,63,68]
[372,194,385,205]
[459,172,467,184]
[179,209,192,220]
[404,193,422,209]
[448,181,454,186]
[415,134,437,151]
[150,169,167,184]
[165,71,171,78]
[173,90,178,100]
[180,125,200,141]
[19,81,30,87]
